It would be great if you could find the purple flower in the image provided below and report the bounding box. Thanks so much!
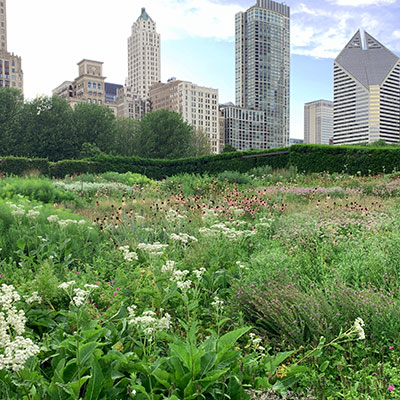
[388,385,394,392]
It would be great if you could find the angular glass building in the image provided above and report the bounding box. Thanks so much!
[333,30,400,145]
[222,0,290,150]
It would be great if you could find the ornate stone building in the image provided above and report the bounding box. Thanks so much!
[0,0,23,93]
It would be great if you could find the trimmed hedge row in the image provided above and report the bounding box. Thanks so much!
[0,145,399,179]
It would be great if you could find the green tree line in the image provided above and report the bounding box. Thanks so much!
[0,88,211,161]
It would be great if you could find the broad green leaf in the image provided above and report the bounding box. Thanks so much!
[17,238,25,250]
[84,358,104,400]
[78,342,99,367]
[217,327,251,354]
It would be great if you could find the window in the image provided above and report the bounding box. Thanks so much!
[88,81,91,88]
[87,99,91,103]
[93,99,97,104]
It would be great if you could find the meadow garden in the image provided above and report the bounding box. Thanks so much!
[1,166,400,399]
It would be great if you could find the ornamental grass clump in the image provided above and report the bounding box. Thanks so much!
[0,284,40,372]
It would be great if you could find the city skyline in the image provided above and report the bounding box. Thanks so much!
[6,0,400,139]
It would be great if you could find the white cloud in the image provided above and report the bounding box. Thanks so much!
[332,0,396,6]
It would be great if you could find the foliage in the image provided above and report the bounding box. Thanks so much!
[222,144,237,153]
[1,171,400,398]
[136,110,196,159]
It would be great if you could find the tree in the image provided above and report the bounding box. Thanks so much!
[137,110,195,159]
[192,129,212,157]
[222,143,237,153]
[73,103,115,152]
[0,88,24,155]
[19,96,79,161]
[109,118,141,156]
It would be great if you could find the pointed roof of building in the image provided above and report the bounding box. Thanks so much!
[335,30,399,88]
[137,7,153,22]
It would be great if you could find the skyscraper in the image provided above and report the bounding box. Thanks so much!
[0,0,23,93]
[127,7,161,99]
[304,100,333,145]
[333,30,400,145]
[221,0,290,150]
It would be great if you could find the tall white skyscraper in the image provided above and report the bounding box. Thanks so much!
[333,30,400,145]
[127,7,161,99]
[304,100,333,144]
[222,0,290,150]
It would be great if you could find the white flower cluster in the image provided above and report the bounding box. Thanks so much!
[170,233,198,244]
[199,223,256,241]
[54,181,132,194]
[25,292,42,304]
[128,306,171,336]
[211,295,224,311]
[161,261,192,290]
[26,210,40,219]
[353,317,365,340]
[193,268,206,279]
[10,204,25,217]
[58,281,98,307]
[119,245,139,262]
[249,332,265,355]
[137,242,168,255]
[47,215,86,228]
[166,208,186,221]
[0,285,40,371]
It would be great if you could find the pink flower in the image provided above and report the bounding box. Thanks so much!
[0,274,3,278]
[389,346,394,350]
[113,292,118,296]
[388,385,394,392]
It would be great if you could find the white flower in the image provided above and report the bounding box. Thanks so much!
[72,288,89,307]
[119,246,138,262]
[0,285,40,372]
[137,242,168,255]
[47,215,59,223]
[161,260,176,274]
[193,268,206,279]
[211,296,224,310]
[353,317,365,340]
[26,210,40,219]
[25,292,42,304]
[11,208,25,216]
[128,308,171,336]
[170,233,198,244]
[84,284,99,290]
[58,281,76,290]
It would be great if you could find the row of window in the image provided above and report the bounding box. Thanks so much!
[87,99,102,104]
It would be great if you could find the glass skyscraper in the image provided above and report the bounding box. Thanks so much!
[221,0,290,150]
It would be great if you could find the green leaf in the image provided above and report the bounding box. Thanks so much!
[84,358,104,400]
[217,327,251,353]
[17,238,25,250]
[78,342,99,366]
[198,368,230,383]
[170,343,191,370]
[320,360,329,372]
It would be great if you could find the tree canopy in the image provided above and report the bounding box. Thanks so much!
[0,88,212,161]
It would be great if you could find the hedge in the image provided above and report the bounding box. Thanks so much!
[0,145,400,179]
[0,156,49,176]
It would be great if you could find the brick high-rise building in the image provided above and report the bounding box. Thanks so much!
[150,78,221,153]
[127,7,160,99]
[0,0,23,93]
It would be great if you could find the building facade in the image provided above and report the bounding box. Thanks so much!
[53,60,106,107]
[150,78,221,153]
[304,100,333,144]
[333,30,400,145]
[115,85,151,120]
[227,0,290,150]
[0,0,23,92]
[127,8,161,99]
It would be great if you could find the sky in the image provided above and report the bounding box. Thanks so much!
[6,0,400,139]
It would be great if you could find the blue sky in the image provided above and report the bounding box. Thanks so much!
[8,0,400,139]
